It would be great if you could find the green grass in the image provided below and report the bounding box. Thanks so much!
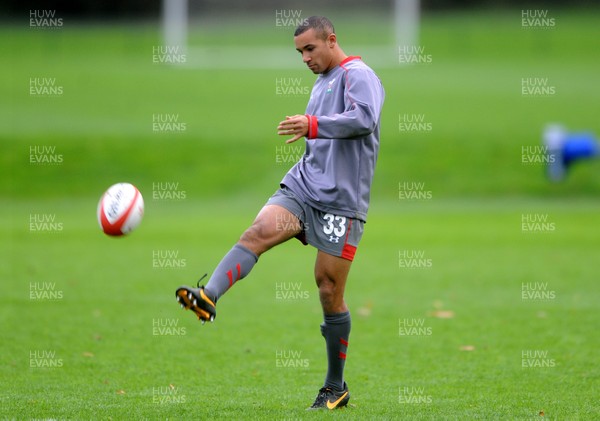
[2,10,600,199]
[2,8,600,420]
[2,198,599,419]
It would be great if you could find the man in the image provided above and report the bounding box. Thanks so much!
[176,15,384,410]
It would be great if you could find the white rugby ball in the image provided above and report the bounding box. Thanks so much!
[97,183,144,236]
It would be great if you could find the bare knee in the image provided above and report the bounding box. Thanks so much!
[316,272,346,313]
[317,278,334,307]
[239,221,269,256]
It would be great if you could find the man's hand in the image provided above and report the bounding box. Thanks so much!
[277,115,309,144]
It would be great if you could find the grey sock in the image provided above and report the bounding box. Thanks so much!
[321,311,351,391]
[204,244,258,302]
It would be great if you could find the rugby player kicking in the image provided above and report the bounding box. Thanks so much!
[176,15,384,410]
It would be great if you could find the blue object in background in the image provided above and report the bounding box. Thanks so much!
[544,124,598,182]
[562,132,598,164]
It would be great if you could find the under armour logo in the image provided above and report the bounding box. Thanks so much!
[329,236,340,243]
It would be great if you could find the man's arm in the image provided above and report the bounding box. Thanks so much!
[278,68,384,143]
[312,69,384,140]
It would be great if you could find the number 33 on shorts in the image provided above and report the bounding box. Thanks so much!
[323,213,346,241]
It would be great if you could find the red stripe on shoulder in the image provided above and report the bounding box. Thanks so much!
[340,56,361,69]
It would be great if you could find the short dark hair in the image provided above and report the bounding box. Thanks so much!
[294,16,334,40]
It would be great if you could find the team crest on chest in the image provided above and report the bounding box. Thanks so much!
[326,78,336,94]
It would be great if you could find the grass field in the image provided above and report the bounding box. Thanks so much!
[2,7,600,420]
[2,199,599,419]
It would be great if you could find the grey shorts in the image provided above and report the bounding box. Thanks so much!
[266,187,364,261]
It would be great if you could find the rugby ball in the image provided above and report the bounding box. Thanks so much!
[97,183,144,236]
